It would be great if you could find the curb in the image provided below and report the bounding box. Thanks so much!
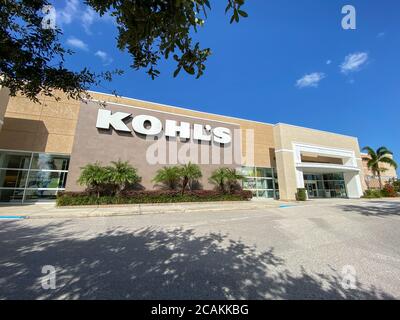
[10,203,283,220]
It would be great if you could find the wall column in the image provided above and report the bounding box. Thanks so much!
[344,171,363,198]
[275,150,298,200]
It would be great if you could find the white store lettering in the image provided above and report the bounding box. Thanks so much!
[96,109,232,144]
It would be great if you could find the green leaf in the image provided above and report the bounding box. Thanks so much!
[173,67,182,78]
[238,10,248,17]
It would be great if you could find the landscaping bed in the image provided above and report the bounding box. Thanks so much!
[56,190,253,206]
[362,184,399,199]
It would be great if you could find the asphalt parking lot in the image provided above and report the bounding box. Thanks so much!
[1,199,399,299]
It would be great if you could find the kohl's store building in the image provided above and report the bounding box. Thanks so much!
[0,87,386,203]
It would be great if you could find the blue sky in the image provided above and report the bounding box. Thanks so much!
[55,0,399,173]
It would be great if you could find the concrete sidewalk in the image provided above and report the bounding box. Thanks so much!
[1,198,398,219]
[0,200,289,219]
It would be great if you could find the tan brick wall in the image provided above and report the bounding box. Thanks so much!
[0,91,276,168]
[273,123,363,200]
[0,92,80,154]
[0,86,10,131]
[88,91,276,168]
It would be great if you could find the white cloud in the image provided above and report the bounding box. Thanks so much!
[82,7,97,34]
[326,60,332,65]
[296,72,326,88]
[377,32,385,38]
[95,50,113,65]
[56,0,114,34]
[66,37,89,51]
[340,52,368,74]
[57,0,79,25]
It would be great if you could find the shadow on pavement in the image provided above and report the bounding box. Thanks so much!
[339,201,400,217]
[0,221,394,300]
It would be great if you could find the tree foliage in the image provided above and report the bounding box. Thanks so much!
[209,167,227,192]
[77,162,110,197]
[179,162,202,194]
[363,146,398,189]
[152,166,182,190]
[106,160,141,194]
[0,0,247,101]
[209,167,244,193]
[77,161,141,196]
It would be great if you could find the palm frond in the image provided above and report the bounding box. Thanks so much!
[362,146,376,157]
[377,146,393,157]
[379,156,398,170]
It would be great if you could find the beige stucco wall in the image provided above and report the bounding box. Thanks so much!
[88,92,276,168]
[0,90,377,199]
[0,86,10,131]
[66,101,241,191]
[0,92,80,154]
[0,90,276,169]
[273,123,364,200]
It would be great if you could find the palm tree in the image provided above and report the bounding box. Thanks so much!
[107,160,141,195]
[77,162,109,197]
[224,168,245,193]
[209,168,227,192]
[179,162,202,195]
[363,146,398,189]
[152,166,181,190]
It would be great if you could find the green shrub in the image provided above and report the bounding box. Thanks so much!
[56,190,253,206]
[393,180,400,193]
[296,188,307,201]
[77,161,142,197]
[209,167,245,193]
[362,189,383,199]
[107,160,141,195]
[381,184,397,198]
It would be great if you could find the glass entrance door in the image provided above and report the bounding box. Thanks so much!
[305,182,318,198]
[303,173,348,198]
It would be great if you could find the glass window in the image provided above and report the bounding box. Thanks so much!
[256,178,274,190]
[240,166,279,199]
[0,152,31,169]
[0,150,70,203]
[0,169,28,188]
[31,153,70,171]
[243,178,257,190]
[303,172,347,198]
[24,190,58,201]
[257,190,267,198]
[256,168,273,178]
[0,189,24,202]
[256,178,268,189]
[26,171,67,189]
[238,166,255,177]
[267,190,275,198]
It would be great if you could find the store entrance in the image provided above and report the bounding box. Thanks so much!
[303,173,348,199]
[305,182,318,198]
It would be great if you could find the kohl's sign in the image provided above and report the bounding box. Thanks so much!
[96,109,232,144]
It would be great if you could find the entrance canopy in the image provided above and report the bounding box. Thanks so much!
[296,163,360,173]
[293,143,363,198]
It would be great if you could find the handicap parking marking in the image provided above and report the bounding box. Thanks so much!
[279,205,295,209]
[0,216,26,220]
